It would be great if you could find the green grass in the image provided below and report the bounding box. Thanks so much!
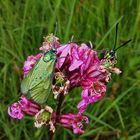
[0,0,140,140]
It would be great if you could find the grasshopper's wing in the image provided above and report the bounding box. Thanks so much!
[29,75,52,104]
[21,56,46,94]
[29,57,54,89]
[21,69,33,94]
[29,60,55,104]
[29,58,55,104]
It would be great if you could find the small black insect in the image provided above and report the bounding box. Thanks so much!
[104,23,131,61]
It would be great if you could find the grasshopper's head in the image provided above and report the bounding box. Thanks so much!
[104,50,116,61]
[43,48,57,62]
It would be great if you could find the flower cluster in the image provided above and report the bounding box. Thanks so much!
[56,43,109,115]
[8,34,121,135]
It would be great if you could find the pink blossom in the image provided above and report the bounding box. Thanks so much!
[56,43,87,87]
[59,113,89,134]
[20,96,41,115]
[81,81,106,102]
[78,81,106,114]
[8,103,23,119]
[23,53,42,77]
[8,96,40,119]
[56,43,107,114]
[56,43,106,87]
[39,34,60,52]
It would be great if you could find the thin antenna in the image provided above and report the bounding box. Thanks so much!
[54,22,58,36]
[114,39,131,51]
[113,23,119,50]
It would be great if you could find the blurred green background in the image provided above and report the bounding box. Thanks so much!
[0,0,140,140]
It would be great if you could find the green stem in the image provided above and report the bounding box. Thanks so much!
[48,93,64,140]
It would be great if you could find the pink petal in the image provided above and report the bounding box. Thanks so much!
[56,44,71,68]
[69,60,83,71]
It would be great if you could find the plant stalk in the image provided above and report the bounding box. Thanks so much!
[48,93,64,140]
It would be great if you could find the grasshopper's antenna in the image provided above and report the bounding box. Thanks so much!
[114,39,131,51]
[113,23,119,51]
[54,22,58,36]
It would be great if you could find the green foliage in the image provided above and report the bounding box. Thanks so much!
[0,0,140,139]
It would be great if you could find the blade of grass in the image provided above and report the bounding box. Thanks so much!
[64,0,76,41]
[98,83,137,121]
[114,104,125,129]
[48,0,62,33]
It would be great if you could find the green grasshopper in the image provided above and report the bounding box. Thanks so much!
[21,35,58,104]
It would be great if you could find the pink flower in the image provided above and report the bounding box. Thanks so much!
[8,96,40,119]
[59,113,89,134]
[56,43,107,114]
[20,96,41,115]
[77,81,106,114]
[56,43,90,87]
[23,53,42,77]
[8,103,23,119]
[56,43,105,87]
[39,34,60,52]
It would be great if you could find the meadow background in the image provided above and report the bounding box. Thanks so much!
[0,0,140,140]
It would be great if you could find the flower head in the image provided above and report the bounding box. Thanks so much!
[56,43,105,87]
[59,113,89,134]
[52,72,70,99]
[78,81,106,114]
[34,105,55,133]
[8,96,40,119]
[40,34,60,52]
[56,43,107,114]
[100,58,121,82]
[8,103,23,119]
